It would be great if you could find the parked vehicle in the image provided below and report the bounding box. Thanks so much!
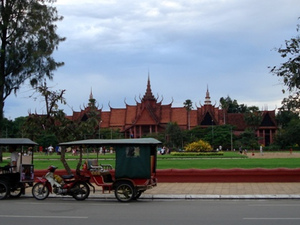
[0,138,37,200]
[59,138,161,202]
[32,165,91,200]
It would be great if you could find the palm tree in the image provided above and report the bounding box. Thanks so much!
[183,99,193,130]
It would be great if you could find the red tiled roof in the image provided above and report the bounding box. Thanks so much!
[110,108,126,126]
[190,110,198,127]
[100,112,110,127]
[125,105,137,124]
[171,108,187,125]
[227,113,247,130]
[160,105,172,123]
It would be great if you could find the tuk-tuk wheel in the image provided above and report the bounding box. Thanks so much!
[10,184,24,198]
[114,181,135,202]
[0,181,9,200]
[133,190,143,200]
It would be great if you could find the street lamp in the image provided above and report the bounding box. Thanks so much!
[211,119,214,148]
[98,120,102,139]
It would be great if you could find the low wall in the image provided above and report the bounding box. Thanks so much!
[34,168,300,183]
[156,168,300,182]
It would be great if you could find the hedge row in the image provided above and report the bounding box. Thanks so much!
[170,151,224,157]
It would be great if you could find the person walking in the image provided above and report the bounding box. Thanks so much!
[260,145,263,156]
[9,146,19,172]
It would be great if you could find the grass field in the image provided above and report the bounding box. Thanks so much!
[1,151,300,170]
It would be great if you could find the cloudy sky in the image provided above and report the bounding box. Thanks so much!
[4,0,300,119]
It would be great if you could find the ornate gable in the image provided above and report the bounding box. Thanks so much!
[200,112,216,125]
[81,114,88,122]
[133,76,160,124]
[197,87,219,126]
[135,108,157,125]
[260,111,276,127]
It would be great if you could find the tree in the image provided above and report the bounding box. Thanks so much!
[237,128,259,150]
[274,111,300,149]
[183,99,193,130]
[243,106,262,130]
[100,128,123,139]
[0,0,65,133]
[21,81,66,139]
[0,117,13,137]
[270,19,300,112]
[219,96,248,113]
[165,122,183,149]
[203,125,234,150]
[276,110,299,129]
[35,80,66,118]
[275,118,300,148]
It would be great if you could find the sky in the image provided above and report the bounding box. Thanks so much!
[4,0,300,120]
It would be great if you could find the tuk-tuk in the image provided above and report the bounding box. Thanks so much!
[0,138,37,200]
[59,138,161,202]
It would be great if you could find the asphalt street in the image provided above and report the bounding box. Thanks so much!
[1,198,300,225]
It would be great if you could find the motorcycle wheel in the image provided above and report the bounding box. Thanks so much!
[114,181,135,202]
[0,181,9,200]
[72,182,90,201]
[32,182,49,200]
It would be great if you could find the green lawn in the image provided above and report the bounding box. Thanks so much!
[1,152,300,170]
[157,158,300,169]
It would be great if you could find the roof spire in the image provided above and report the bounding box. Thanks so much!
[87,87,97,108]
[90,87,93,100]
[142,74,155,101]
[204,85,211,105]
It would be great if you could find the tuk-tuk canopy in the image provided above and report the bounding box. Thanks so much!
[58,138,161,147]
[59,138,161,179]
[0,138,38,146]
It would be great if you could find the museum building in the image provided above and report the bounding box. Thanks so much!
[66,77,277,146]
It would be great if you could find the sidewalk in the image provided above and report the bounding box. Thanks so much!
[88,182,300,200]
[25,182,300,200]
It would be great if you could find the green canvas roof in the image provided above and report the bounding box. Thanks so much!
[0,138,38,146]
[59,138,161,146]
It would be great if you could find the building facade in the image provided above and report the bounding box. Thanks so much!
[66,77,277,146]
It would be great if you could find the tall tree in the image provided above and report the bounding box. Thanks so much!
[275,118,300,149]
[0,0,65,133]
[22,81,67,143]
[36,80,66,118]
[219,96,248,113]
[183,99,193,130]
[276,110,299,129]
[270,19,300,112]
[244,106,262,131]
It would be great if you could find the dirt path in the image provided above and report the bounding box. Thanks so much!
[247,151,300,158]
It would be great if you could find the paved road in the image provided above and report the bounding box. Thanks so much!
[1,198,300,225]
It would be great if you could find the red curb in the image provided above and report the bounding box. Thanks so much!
[156,168,300,182]
[34,168,300,183]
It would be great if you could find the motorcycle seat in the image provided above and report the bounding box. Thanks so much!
[61,174,74,179]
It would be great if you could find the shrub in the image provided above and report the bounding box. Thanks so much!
[170,152,223,156]
[185,139,213,152]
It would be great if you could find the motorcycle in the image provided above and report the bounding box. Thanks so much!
[32,165,91,201]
